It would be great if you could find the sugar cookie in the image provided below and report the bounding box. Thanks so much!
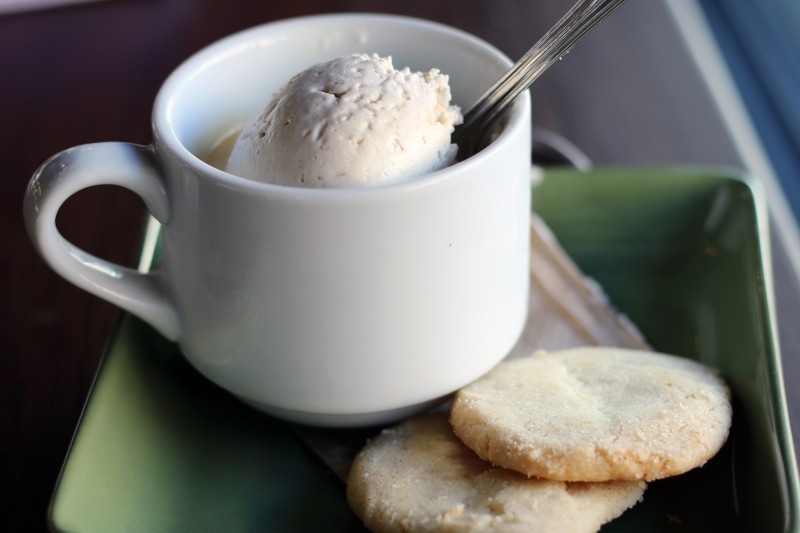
[347,412,645,532]
[451,347,732,482]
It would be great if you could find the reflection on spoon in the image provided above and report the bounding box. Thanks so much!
[453,0,629,158]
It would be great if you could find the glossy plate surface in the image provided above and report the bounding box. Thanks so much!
[50,168,799,532]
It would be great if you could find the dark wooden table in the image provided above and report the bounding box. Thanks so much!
[3,0,798,530]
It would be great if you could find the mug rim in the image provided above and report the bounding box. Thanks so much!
[152,12,531,198]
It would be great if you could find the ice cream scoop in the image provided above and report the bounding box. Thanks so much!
[226,53,462,188]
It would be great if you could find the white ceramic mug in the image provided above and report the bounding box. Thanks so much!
[24,14,531,427]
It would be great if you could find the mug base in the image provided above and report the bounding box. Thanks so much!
[239,396,448,428]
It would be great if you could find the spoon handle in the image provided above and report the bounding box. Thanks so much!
[455,0,629,156]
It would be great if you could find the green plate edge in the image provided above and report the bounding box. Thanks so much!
[536,166,799,532]
[48,166,800,532]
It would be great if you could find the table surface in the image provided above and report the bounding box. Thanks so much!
[3,0,799,530]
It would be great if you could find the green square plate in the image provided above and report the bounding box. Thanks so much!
[50,168,799,532]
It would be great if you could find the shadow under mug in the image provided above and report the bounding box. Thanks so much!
[24,14,532,427]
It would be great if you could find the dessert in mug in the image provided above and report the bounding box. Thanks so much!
[215,53,463,187]
[25,13,532,430]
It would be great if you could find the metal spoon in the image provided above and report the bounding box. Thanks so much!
[453,0,629,158]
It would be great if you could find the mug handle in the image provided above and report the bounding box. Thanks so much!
[23,142,179,341]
